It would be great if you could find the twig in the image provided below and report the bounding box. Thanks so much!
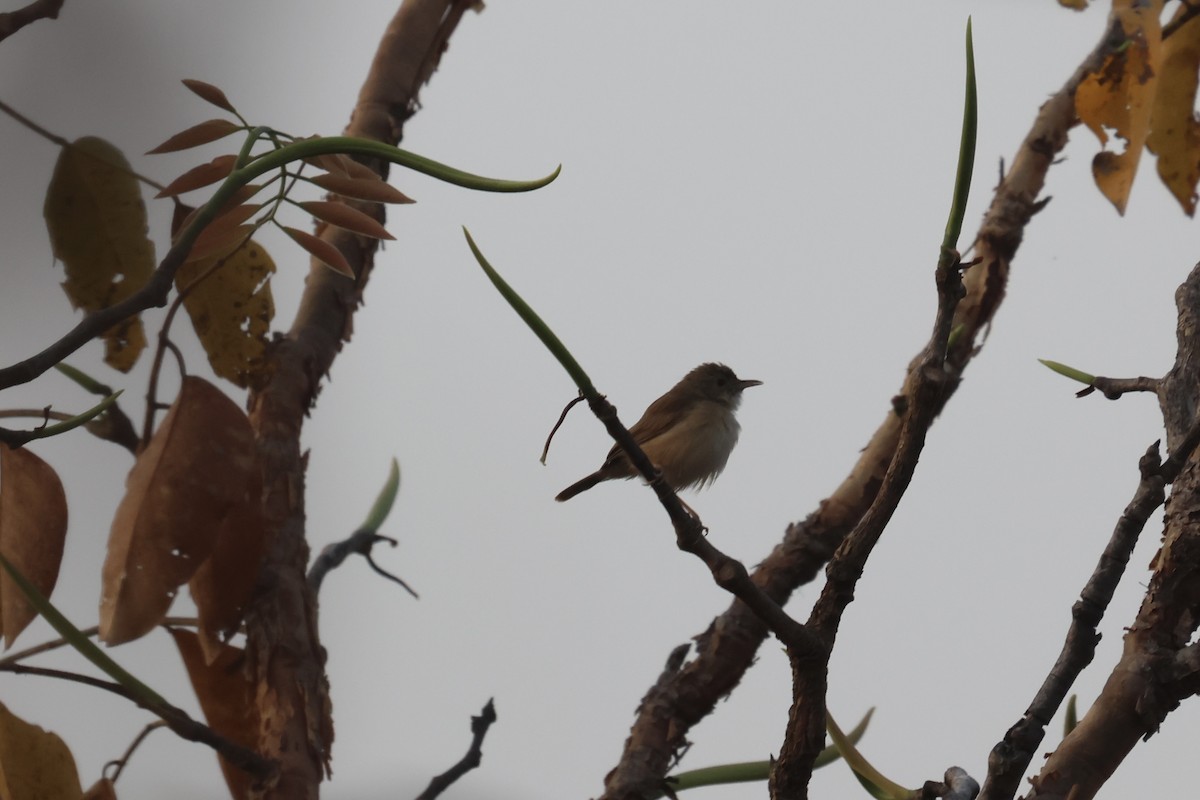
[1163,1,1200,40]
[307,528,416,597]
[0,662,272,780]
[414,699,498,800]
[0,617,198,666]
[0,0,64,45]
[104,721,167,784]
[771,256,968,798]
[1078,375,1159,400]
[541,392,585,464]
[0,99,167,192]
[922,768,981,800]
[978,441,1170,800]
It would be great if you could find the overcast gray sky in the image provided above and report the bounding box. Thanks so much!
[0,2,1195,798]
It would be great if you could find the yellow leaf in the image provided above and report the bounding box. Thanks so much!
[1147,6,1200,214]
[1075,0,1164,214]
[0,702,82,800]
[0,445,67,648]
[100,378,259,646]
[176,238,275,388]
[43,137,155,372]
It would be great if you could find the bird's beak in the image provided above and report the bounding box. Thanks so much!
[739,379,763,390]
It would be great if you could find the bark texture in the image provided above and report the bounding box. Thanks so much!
[241,2,478,797]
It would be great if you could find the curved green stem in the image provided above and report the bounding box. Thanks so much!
[249,136,560,194]
[0,553,169,709]
[463,227,596,398]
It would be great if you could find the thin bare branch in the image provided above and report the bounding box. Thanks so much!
[104,721,167,784]
[414,699,498,800]
[0,0,64,44]
[307,528,416,598]
[0,663,275,782]
[979,441,1170,800]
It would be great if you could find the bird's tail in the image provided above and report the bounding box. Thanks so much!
[555,471,606,502]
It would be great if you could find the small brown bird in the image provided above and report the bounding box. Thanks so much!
[555,363,761,502]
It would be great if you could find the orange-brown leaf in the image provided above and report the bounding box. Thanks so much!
[0,702,82,799]
[44,136,154,372]
[176,202,261,255]
[309,172,414,204]
[282,226,354,277]
[304,153,351,177]
[0,445,67,648]
[181,79,237,114]
[99,377,259,645]
[339,155,383,181]
[183,224,256,264]
[155,155,238,199]
[147,119,242,155]
[170,629,258,800]
[1075,2,1163,214]
[172,185,267,240]
[299,200,394,240]
[1147,6,1200,214]
[176,240,275,388]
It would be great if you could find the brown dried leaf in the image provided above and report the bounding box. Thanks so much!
[181,79,237,114]
[99,377,258,645]
[0,702,82,799]
[147,119,242,155]
[0,445,67,648]
[1075,2,1162,214]
[189,491,266,663]
[282,226,354,277]
[176,239,276,388]
[310,172,414,204]
[170,629,258,800]
[299,200,394,240]
[81,778,117,800]
[44,136,154,372]
[155,154,238,199]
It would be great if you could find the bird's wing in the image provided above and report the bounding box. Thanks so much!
[602,389,692,463]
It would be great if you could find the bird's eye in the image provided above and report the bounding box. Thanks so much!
[717,378,727,387]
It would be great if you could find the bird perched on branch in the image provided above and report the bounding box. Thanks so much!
[555,363,761,502]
